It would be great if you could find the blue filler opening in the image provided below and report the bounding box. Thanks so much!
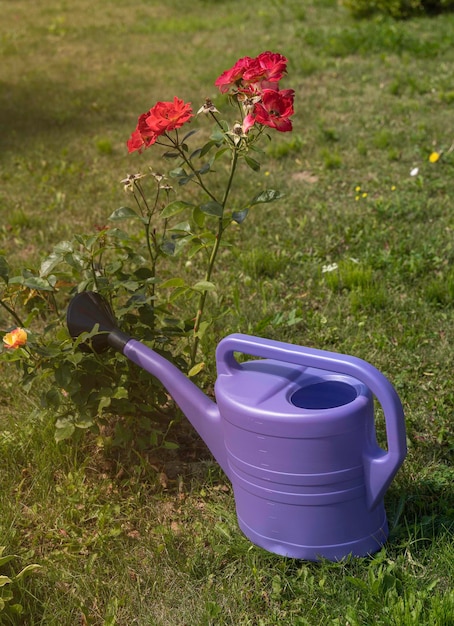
[291,381,357,409]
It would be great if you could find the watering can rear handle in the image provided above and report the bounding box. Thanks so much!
[216,333,407,510]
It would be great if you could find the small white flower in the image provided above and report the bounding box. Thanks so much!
[322,263,338,273]
[410,167,419,177]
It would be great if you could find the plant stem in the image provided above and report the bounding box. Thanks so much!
[189,148,239,368]
[0,298,25,328]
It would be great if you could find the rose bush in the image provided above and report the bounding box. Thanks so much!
[0,51,295,449]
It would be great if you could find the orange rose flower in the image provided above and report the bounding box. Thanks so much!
[2,327,28,349]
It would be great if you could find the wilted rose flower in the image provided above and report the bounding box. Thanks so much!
[3,327,28,349]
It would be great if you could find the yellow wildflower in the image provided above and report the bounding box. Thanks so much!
[429,152,440,163]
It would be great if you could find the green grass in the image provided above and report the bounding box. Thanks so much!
[1,0,454,624]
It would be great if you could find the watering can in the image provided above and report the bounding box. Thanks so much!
[67,291,407,561]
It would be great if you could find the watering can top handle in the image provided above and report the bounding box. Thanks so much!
[216,333,407,509]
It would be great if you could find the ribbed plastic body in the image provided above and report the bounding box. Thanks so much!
[215,360,389,560]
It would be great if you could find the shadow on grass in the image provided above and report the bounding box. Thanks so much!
[388,455,454,551]
[0,76,123,153]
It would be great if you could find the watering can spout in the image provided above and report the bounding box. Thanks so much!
[66,292,229,477]
[122,339,229,476]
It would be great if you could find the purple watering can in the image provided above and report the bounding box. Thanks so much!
[67,291,407,561]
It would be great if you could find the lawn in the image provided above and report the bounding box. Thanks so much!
[0,0,453,624]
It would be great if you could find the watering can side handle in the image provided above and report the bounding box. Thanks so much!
[216,333,407,509]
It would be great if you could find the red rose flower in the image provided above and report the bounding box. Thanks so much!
[214,56,254,94]
[145,97,193,134]
[215,52,288,95]
[127,113,158,153]
[244,88,295,133]
[242,51,288,85]
[127,98,193,154]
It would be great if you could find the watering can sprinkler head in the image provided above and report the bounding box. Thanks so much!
[66,291,131,353]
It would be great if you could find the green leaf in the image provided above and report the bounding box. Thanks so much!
[177,174,194,186]
[53,240,73,253]
[232,208,249,224]
[0,256,10,284]
[54,417,75,442]
[192,206,206,228]
[187,242,205,259]
[169,221,191,234]
[210,128,225,143]
[0,576,12,587]
[169,166,187,178]
[160,277,187,289]
[197,162,211,175]
[200,201,223,217]
[112,386,128,399]
[75,416,95,429]
[0,554,16,568]
[249,189,284,206]
[160,240,176,256]
[168,286,189,302]
[244,155,261,172]
[39,251,65,277]
[18,276,54,292]
[199,140,218,158]
[192,280,216,292]
[162,440,179,450]
[14,564,42,580]
[162,151,180,158]
[98,396,111,413]
[182,128,199,142]
[161,200,195,219]
[213,146,230,161]
[108,206,141,221]
[194,320,210,339]
[188,362,205,377]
